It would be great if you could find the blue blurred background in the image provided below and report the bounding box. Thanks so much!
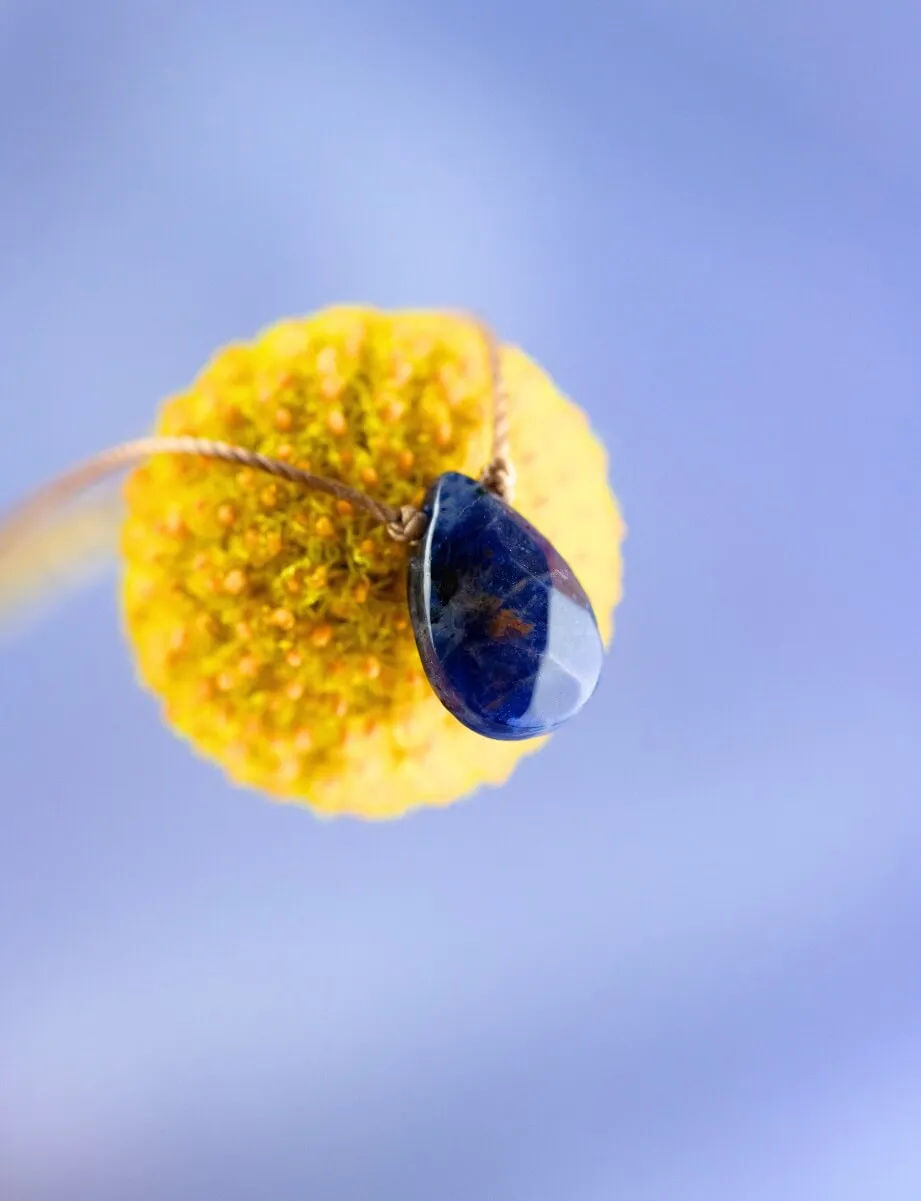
[1,1,920,1197]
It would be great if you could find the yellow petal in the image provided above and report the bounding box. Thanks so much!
[120,307,626,818]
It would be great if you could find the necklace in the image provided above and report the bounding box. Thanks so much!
[0,317,604,742]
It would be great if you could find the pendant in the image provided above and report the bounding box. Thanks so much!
[408,472,604,740]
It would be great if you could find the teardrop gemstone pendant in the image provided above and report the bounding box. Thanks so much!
[407,472,604,740]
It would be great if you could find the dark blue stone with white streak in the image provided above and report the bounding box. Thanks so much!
[407,472,604,740]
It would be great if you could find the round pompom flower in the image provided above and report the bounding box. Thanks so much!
[114,308,625,818]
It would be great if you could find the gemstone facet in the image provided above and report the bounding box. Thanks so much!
[408,472,604,740]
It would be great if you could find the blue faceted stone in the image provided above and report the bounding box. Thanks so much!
[407,472,604,740]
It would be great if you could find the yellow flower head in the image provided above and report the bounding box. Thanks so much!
[114,307,625,819]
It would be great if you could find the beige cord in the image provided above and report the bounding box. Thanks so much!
[472,318,515,505]
[0,316,514,559]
